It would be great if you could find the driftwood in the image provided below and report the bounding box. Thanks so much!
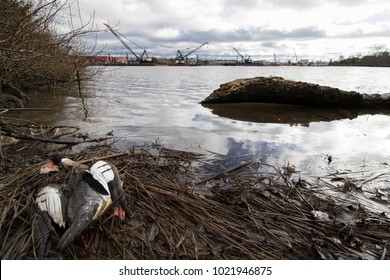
[201,76,390,107]
[0,118,114,146]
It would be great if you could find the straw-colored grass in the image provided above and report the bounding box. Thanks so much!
[1,141,389,260]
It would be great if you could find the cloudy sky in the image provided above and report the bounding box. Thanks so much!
[72,0,390,62]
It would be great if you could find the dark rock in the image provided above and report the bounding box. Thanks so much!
[0,83,29,108]
[0,94,25,108]
[201,76,390,108]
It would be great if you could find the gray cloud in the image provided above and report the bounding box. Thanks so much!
[362,10,390,24]
[264,0,368,8]
[117,25,327,43]
[77,0,389,60]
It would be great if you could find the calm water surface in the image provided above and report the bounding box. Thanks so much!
[15,66,390,176]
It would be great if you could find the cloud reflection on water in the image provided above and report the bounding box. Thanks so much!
[9,66,390,176]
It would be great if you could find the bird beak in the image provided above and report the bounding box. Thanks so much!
[40,161,60,174]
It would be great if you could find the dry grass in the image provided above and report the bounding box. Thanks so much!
[1,142,389,260]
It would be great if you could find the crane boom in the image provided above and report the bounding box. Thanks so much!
[104,23,150,63]
[184,42,209,58]
[176,42,209,59]
[116,29,149,59]
[293,48,300,64]
[233,47,252,64]
[175,42,209,65]
[233,47,244,63]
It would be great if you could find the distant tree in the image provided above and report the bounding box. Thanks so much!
[331,50,390,67]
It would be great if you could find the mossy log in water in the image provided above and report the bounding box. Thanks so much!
[201,76,390,107]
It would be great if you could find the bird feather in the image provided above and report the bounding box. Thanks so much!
[36,185,67,228]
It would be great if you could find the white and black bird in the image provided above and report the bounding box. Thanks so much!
[34,155,130,256]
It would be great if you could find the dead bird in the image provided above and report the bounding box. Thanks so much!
[34,155,130,256]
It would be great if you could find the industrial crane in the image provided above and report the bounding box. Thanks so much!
[103,23,152,64]
[273,53,280,66]
[233,47,252,64]
[293,48,303,66]
[175,42,209,65]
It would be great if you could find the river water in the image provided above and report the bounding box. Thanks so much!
[10,65,390,176]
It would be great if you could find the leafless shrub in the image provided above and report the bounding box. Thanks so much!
[0,0,98,90]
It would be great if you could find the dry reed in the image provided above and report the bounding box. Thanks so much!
[0,141,389,260]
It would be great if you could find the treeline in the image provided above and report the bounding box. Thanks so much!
[0,0,95,92]
[330,50,390,67]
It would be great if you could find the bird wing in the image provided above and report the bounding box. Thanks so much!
[57,180,111,251]
[109,180,131,220]
[106,163,131,220]
[56,202,100,251]
[81,160,114,196]
[35,184,67,228]
[81,171,110,196]
[90,161,115,182]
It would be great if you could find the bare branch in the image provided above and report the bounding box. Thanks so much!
[0,0,99,88]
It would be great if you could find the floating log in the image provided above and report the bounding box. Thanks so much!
[200,76,390,107]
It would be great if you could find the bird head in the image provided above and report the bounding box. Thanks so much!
[40,154,76,174]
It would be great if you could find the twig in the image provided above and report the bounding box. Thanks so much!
[262,163,315,211]
[381,240,388,260]
[0,127,3,158]
[0,108,52,112]
[3,131,114,145]
[198,158,259,183]
[360,170,390,187]
[78,151,149,164]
